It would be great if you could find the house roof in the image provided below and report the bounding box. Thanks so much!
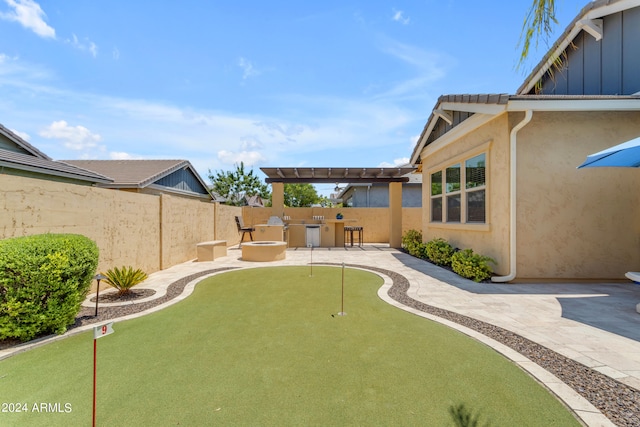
[260,167,416,183]
[518,0,640,95]
[411,0,640,165]
[0,124,52,160]
[0,149,114,183]
[0,124,113,184]
[410,92,640,165]
[62,159,187,187]
[62,159,212,199]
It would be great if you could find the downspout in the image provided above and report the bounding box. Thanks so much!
[492,110,533,283]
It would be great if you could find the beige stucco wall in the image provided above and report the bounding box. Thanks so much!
[241,206,421,244]
[214,203,243,246]
[420,113,512,275]
[0,175,229,289]
[515,111,640,279]
[419,110,640,281]
[1,174,161,275]
[159,194,215,269]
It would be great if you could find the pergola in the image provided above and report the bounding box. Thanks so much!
[260,166,417,247]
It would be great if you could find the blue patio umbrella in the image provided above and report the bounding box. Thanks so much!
[577,136,640,168]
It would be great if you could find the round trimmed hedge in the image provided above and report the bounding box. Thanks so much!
[0,234,99,341]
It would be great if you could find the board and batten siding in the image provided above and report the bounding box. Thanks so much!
[537,6,640,95]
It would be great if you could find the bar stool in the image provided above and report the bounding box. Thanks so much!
[344,226,363,247]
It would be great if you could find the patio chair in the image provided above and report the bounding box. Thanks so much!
[235,216,255,247]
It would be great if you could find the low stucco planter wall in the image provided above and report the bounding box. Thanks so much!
[241,241,287,262]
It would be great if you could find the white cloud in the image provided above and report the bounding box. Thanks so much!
[112,47,120,60]
[240,136,263,151]
[67,33,98,58]
[0,55,426,176]
[217,149,266,166]
[9,128,30,140]
[39,120,102,150]
[392,9,410,25]
[109,151,141,160]
[238,57,259,80]
[378,157,409,167]
[0,0,55,38]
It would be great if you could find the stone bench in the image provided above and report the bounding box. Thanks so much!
[196,240,227,262]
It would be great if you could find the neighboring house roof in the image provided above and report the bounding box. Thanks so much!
[0,123,52,160]
[337,169,422,199]
[62,159,212,199]
[0,124,113,184]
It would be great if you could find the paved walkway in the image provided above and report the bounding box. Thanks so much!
[5,245,640,426]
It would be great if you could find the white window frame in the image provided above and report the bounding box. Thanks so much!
[428,146,489,230]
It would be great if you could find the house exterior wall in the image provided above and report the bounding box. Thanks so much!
[419,110,640,281]
[420,114,512,274]
[0,175,225,287]
[515,110,640,279]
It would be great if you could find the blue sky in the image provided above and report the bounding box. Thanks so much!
[0,0,587,195]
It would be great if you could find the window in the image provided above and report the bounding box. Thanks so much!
[465,154,486,222]
[430,153,486,224]
[430,171,442,222]
[445,164,461,222]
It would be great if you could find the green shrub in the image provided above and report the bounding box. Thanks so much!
[451,249,496,282]
[401,230,427,259]
[425,238,455,266]
[102,266,148,295]
[0,234,99,341]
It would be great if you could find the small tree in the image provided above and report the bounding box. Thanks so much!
[284,183,320,207]
[208,162,270,206]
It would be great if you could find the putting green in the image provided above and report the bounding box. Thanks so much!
[0,266,579,426]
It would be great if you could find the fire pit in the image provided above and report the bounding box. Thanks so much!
[241,241,287,262]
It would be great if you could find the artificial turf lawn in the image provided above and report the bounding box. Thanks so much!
[0,266,580,426]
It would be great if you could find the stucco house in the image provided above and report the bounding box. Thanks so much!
[63,159,212,201]
[410,0,640,282]
[339,169,422,208]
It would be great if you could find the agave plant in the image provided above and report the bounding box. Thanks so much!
[101,266,148,296]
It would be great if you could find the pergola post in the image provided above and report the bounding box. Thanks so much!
[271,182,285,216]
[389,182,402,248]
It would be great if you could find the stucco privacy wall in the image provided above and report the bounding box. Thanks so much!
[160,194,215,269]
[1,175,160,274]
[214,203,243,246]
[421,114,512,275]
[241,207,422,244]
[515,111,640,279]
[0,175,223,283]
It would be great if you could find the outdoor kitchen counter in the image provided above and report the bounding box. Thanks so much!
[284,219,356,247]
